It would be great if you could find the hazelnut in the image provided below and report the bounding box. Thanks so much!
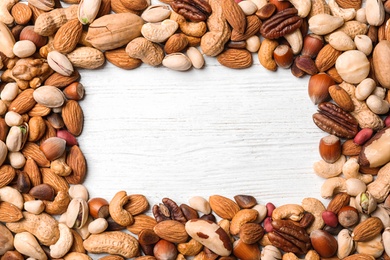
[63,82,85,101]
[310,229,338,258]
[233,239,261,260]
[273,45,294,69]
[19,26,48,48]
[319,134,341,163]
[337,205,359,228]
[153,239,178,260]
[268,0,292,11]
[88,197,109,219]
[308,73,335,105]
[302,34,324,58]
[256,3,276,20]
[39,137,66,161]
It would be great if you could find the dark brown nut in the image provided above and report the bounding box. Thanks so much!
[29,183,55,201]
[268,219,311,254]
[312,102,359,139]
[106,216,126,231]
[180,203,199,220]
[200,213,216,223]
[162,198,187,224]
[295,55,318,75]
[299,212,315,228]
[260,8,302,39]
[16,170,31,194]
[323,224,343,236]
[234,195,257,209]
[310,229,337,258]
[256,3,276,20]
[170,0,211,22]
[231,15,262,42]
[227,41,246,49]
[138,229,160,245]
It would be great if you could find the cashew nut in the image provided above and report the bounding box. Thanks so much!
[284,0,311,18]
[313,155,346,179]
[0,186,24,209]
[14,232,47,260]
[284,29,303,55]
[44,190,71,215]
[170,12,207,38]
[343,157,373,184]
[126,37,164,66]
[109,190,134,227]
[383,227,390,256]
[229,209,258,235]
[0,0,18,26]
[321,177,347,199]
[301,198,325,233]
[50,223,73,258]
[272,204,304,221]
[328,0,356,21]
[258,38,278,71]
[141,19,178,43]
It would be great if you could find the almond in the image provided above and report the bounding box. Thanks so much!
[127,214,157,235]
[8,89,36,114]
[120,0,149,11]
[41,167,69,192]
[44,70,81,88]
[239,223,265,244]
[326,192,350,214]
[209,195,240,220]
[62,100,84,136]
[0,201,23,222]
[0,165,16,188]
[22,142,50,167]
[11,3,33,25]
[164,33,189,54]
[65,145,87,184]
[28,116,46,142]
[105,48,142,70]
[23,157,42,187]
[217,49,253,69]
[231,15,262,41]
[28,104,51,117]
[153,220,189,243]
[315,44,342,72]
[335,0,362,10]
[328,85,354,112]
[221,0,247,34]
[53,19,83,54]
[352,217,384,242]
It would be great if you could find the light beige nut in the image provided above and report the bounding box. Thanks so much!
[109,190,134,227]
[28,0,55,11]
[246,35,261,53]
[141,5,171,23]
[328,31,356,51]
[313,155,346,178]
[78,0,101,25]
[126,37,164,66]
[0,21,15,58]
[6,212,60,246]
[8,151,26,169]
[261,245,281,260]
[24,200,45,214]
[47,51,74,76]
[141,19,178,43]
[4,111,23,127]
[355,78,376,100]
[68,184,89,201]
[252,204,267,223]
[284,29,303,55]
[354,35,372,56]
[272,204,304,221]
[83,231,140,258]
[366,94,390,114]
[366,0,385,26]
[335,50,370,84]
[328,0,356,21]
[66,46,105,69]
[6,125,27,152]
[383,227,390,256]
[287,0,311,17]
[66,197,89,229]
[356,234,384,258]
[0,223,14,255]
[308,14,344,35]
[88,218,108,234]
[301,197,325,233]
[0,82,18,101]
[50,223,73,258]
[189,196,211,214]
[238,0,258,15]
[321,177,347,199]
[185,219,232,256]
[0,186,24,209]
[337,229,354,258]
[14,232,48,260]
[371,205,390,228]
[33,85,65,108]
[345,178,367,197]
[162,53,192,71]
[186,47,204,69]
[13,40,36,58]
[343,157,373,184]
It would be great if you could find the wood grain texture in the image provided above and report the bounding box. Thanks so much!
[81,55,328,207]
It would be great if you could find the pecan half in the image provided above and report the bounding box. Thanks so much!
[170,0,211,22]
[260,8,303,39]
[313,102,359,139]
[268,219,311,254]
[152,198,187,224]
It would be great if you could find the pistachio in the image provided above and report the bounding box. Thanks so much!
[66,197,89,229]
[162,53,192,71]
[47,51,74,76]
[0,83,19,101]
[78,0,102,25]
[141,5,171,23]
[355,192,377,215]
[5,124,28,152]
[0,21,16,58]
[33,86,66,108]
[0,141,8,166]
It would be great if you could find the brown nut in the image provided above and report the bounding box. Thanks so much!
[88,197,109,219]
[319,134,341,164]
[337,205,359,228]
[310,229,338,258]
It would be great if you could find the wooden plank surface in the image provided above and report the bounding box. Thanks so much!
[81,55,328,207]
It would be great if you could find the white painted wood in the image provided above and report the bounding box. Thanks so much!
[81,53,328,208]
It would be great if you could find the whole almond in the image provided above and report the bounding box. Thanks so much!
[217,49,253,69]
[62,100,84,136]
[164,33,189,54]
[209,195,240,220]
[44,70,81,88]
[28,116,46,142]
[11,3,33,25]
[352,217,384,242]
[104,48,142,70]
[0,201,23,222]
[326,192,350,214]
[221,0,247,34]
[328,85,354,112]
[0,165,16,188]
[23,157,42,187]
[41,167,69,192]
[8,89,36,114]
[127,214,157,235]
[315,44,342,72]
[22,142,50,167]
[53,19,83,54]
[65,145,87,184]
[153,220,189,243]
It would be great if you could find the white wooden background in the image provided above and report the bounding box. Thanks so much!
[79,53,328,208]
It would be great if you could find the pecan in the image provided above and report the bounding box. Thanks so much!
[152,198,187,224]
[170,0,212,22]
[260,8,303,39]
[299,212,315,228]
[268,219,311,254]
[313,102,359,139]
